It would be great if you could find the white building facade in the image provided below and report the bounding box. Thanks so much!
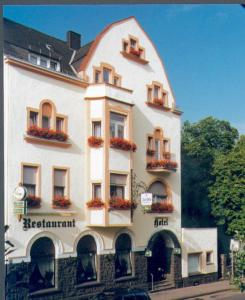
[4,17,218,299]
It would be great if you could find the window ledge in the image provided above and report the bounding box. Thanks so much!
[75,281,103,289]
[121,51,149,65]
[145,102,171,111]
[115,275,137,283]
[24,134,72,148]
[188,272,203,277]
[29,287,61,297]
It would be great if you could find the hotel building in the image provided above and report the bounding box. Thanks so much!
[4,17,218,299]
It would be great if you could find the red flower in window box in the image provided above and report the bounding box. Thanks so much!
[153,98,164,106]
[110,137,137,152]
[88,136,104,148]
[109,197,137,210]
[147,159,177,170]
[86,198,105,209]
[24,195,41,208]
[129,47,141,57]
[52,195,71,209]
[27,125,68,142]
[148,202,174,213]
[146,148,155,156]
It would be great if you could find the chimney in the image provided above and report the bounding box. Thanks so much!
[67,31,81,50]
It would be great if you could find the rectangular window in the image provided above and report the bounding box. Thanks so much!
[155,140,161,160]
[42,116,50,129]
[103,68,110,83]
[206,251,213,264]
[147,136,154,149]
[114,76,119,86]
[29,54,38,64]
[110,174,127,198]
[54,169,67,197]
[95,71,100,83]
[130,39,136,49]
[188,253,201,274]
[147,88,152,102]
[23,165,38,196]
[29,111,38,126]
[93,183,101,199]
[153,86,160,99]
[163,139,170,153]
[50,60,58,71]
[123,41,128,52]
[56,117,64,132]
[110,112,125,138]
[92,121,101,137]
[40,57,48,67]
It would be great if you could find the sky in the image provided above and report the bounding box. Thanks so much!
[3,4,245,134]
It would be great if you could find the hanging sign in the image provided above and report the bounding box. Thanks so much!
[141,193,152,206]
[13,201,27,215]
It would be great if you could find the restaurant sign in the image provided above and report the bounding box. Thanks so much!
[23,218,76,231]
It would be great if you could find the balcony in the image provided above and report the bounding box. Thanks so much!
[85,83,133,105]
[146,159,178,173]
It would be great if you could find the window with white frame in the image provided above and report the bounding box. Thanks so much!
[110,112,125,139]
[92,121,101,137]
[53,169,67,197]
[23,165,38,196]
[188,253,201,274]
[28,53,60,71]
[110,174,127,199]
[93,183,101,199]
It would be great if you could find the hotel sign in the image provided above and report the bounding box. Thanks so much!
[141,193,152,206]
[23,218,76,231]
[154,217,168,227]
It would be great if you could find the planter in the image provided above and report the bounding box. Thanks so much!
[88,136,104,148]
[129,47,141,57]
[86,198,105,209]
[147,202,174,213]
[153,98,164,106]
[27,125,68,142]
[110,137,137,152]
[109,197,137,210]
[52,196,71,209]
[25,195,41,208]
[147,160,177,171]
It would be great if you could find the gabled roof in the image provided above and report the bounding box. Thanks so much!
[3,18,93,77]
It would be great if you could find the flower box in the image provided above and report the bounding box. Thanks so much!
[109,197,137,210]
[153,98,164,106]
[147,148,155,156]
[86,198,105,209]
[148,202,174,213]
[25,195,41,208]
[129,47,141,57]
[27,125,68,142]
[52,196,71,209]
[88,136,104,148]
[110,137,137,152]
[147,159,177,171]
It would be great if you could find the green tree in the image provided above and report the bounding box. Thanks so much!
[209,135,245,238]
[181,117,238,227]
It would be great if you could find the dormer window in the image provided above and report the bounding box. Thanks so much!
[146,81,169,110]
[28,53,60,72]
[121,35,147,64]
[93,63,121,86]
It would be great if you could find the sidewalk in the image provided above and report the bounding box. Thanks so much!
[150,280,237,300]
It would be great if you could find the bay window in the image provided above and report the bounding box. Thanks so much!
[110,174,127,199]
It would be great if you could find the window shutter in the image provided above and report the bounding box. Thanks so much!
[110,174,127,185]
[23,166,37,185]
[54,169,66,186]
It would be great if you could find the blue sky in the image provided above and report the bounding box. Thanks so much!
[3,4,245,134]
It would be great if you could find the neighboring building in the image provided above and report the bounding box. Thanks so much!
[4,17,218,299]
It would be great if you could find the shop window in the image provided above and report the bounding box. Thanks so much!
[148,181,167,204]
[206,251,213,264]
[115,233,132,279]
[23,165,38,196]
[188,253,201,274]
[92,121,101,137]
[77,235,97,284]
[53,169,67,197]
[29,237,55,292]
[29,111,38,126]
[110,174,127,199]
[93,183,101,199]
[110,112,125,138]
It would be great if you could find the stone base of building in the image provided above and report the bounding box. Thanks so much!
[182,272,218,287]
[6,251,148,300]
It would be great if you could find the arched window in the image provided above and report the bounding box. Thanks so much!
[41,102,52,129]
[115,233,132,278]
[77,235,97,284]
[29,237,55,292]
[148,181,168,203]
